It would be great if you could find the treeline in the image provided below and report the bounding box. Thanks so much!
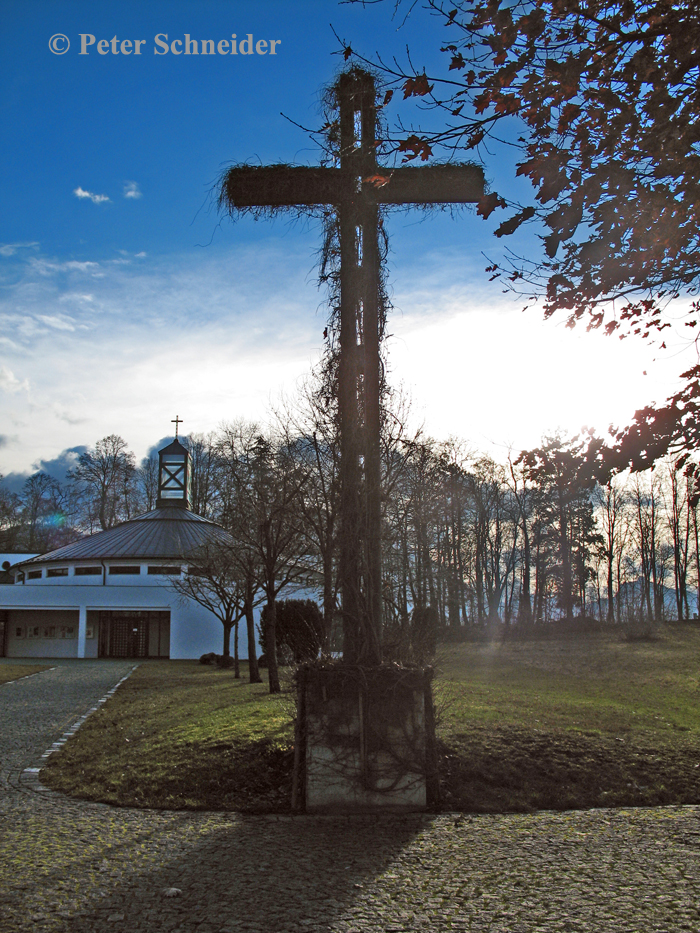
[2,409,699,644]
[0,435,158,553]
[383,434,700,636]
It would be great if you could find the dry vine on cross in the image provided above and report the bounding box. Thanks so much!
[217,67,484,665]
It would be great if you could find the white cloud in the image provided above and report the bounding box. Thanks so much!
[0,365,29,395]
[58,293,94,305]
[36,314,78,332]
[52,406,88,425]
[28,258,101,279]
[63,260,100,272]
[0,237,693,476]
[0,242,39,257]
[0,241,323,472]
[123,181,142,199]
[73,187,110,204]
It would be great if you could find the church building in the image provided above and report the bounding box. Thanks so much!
[0,437,250,660]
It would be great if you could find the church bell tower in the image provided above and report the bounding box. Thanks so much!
[156,435,191,510]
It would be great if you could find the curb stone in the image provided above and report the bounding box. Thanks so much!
[14,664,139,794]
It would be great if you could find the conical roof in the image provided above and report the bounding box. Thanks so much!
[18,508,233,566]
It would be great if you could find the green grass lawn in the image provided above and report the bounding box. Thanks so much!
[43,662,295,810]
[434,625,700,811]
[0,663,51,685]
[41,625,700,813]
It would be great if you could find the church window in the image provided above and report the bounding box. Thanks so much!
[27,570,42,579]
[75,566,102,576]
[47,568,69,577]
[147,565,182,575]
[109,565,141,575]
[160,454,186,498]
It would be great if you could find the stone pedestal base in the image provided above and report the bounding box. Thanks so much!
[292,665,437,813]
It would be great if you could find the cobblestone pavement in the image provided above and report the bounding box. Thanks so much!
[1,660,699,933]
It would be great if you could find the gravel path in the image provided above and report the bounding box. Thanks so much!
[1,659,699,933]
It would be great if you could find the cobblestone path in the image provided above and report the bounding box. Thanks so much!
[1,660,699,933]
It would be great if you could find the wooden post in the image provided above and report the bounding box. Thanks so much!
[337,70,383,666]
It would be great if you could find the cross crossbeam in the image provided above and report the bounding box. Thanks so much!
[220,163,485,208]
[219,69,485,665]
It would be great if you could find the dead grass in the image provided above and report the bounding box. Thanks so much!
[42,662,295,811]
[41,625,700,812]
[0,663,51,686]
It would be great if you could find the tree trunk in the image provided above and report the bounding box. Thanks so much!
[693,506,700,619]
[518,519,532,624]
[475,526,485,624]
[322,551,335,654]
[223,621,232,658]
[615,546,624,625]
[607,548,614,624]
[265,596,281,694]
[244,598,262,684]
[558,491,574,621]
[234,620,240,679]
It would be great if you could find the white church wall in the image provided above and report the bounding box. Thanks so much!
[17,563,184,587]
[0,554,39,568]
[170,603,226,659]
[1,575,323,660]
[0,578,256,660]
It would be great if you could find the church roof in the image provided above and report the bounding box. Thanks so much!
[159,437,189,456]
[18,508,233,566]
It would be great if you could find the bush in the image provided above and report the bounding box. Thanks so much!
[258,599,324,663]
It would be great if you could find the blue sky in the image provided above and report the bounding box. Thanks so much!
[0,0,690,481]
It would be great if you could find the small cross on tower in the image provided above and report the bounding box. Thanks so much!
[171,415,183,439]
[218,68,485,665]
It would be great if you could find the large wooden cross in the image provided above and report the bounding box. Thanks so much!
[219,68,484,666]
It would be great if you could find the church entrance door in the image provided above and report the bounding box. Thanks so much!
[111,616,148,658]
[98,610,169,658]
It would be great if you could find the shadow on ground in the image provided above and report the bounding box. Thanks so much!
[27,810,430,933]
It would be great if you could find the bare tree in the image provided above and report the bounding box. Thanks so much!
[20,473,62,552]
[136,454,159,513]
[214,423,309,693]
[631,469,671,623]
[170,541,247,674]
[212,421,265,685]
[188,432,218,518]
[70,435,136,531]
[594,476,629,624]
[0,477,22,551]
[274,376,340,652]
[663,459,692,620]
[244,435,309,694]
[509,456,534,625]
